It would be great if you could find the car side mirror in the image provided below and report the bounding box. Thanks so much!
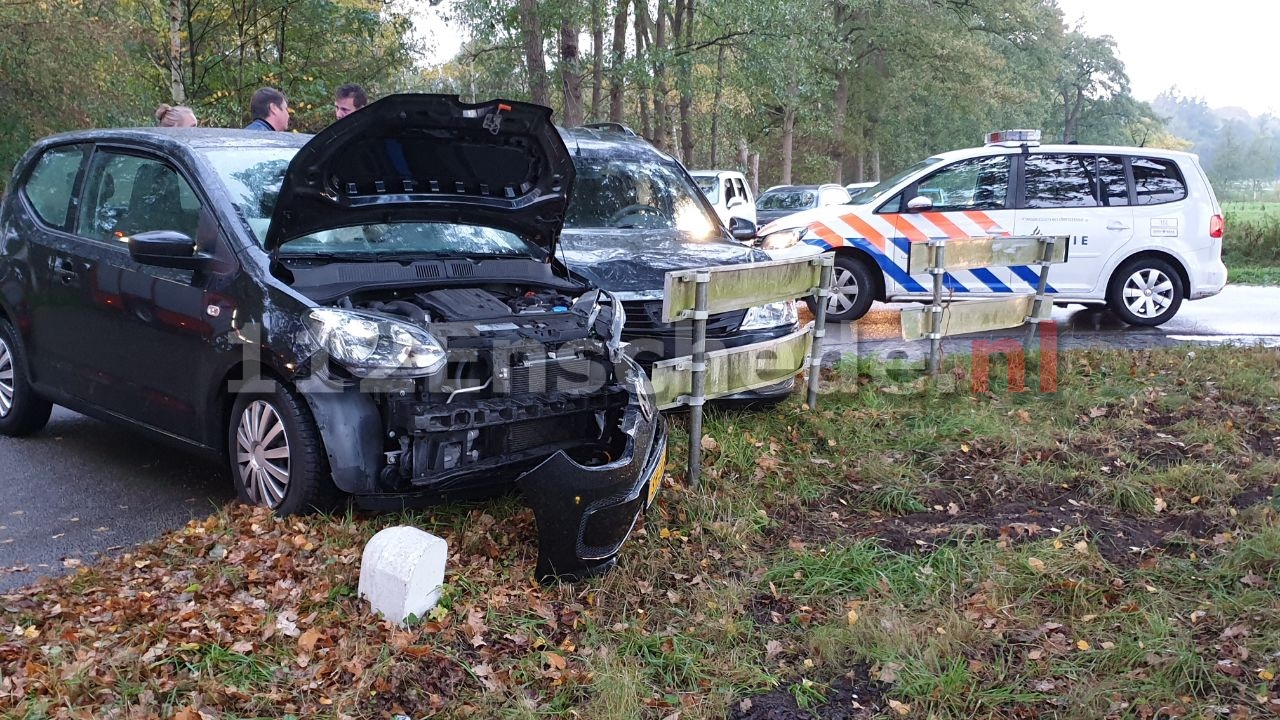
[728,216,757,240]
[128,230,208,271]
[906,195,933,213]
[727,196,746,209]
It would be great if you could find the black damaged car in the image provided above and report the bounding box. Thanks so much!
[0,95,666,582]
[557,125,801,405]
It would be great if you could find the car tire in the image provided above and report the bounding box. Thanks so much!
[806,254,876,322]
[0,319,53,437]
[227,379,339,516]
[1106,257,1184,326]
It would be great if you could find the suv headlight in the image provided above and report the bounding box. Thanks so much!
[306,309,446,378]
[740,300,798,331]
[759,228,803,250]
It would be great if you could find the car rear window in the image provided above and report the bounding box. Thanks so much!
[1131,157,1187,205]
[21,144,87,230]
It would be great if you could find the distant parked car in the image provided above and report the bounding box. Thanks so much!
[755,184,851,225]
[559,128,799,405]
[690,169,757,227]
[844,181,877,203]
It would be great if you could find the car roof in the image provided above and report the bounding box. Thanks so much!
[558,125,675,164]
[931,142,1199,164]
[688,169,744,178]
[31,127,312,153]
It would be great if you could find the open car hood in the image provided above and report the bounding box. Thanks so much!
[264,94,575,253]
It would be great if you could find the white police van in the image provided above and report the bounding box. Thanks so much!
[756,130,1228,326]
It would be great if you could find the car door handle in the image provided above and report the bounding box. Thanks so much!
[1106,221,1129,231]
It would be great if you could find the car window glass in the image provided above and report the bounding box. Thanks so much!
[733,178,749,200]
[78,152,201,242]
[693,175,718,204]
[757,189,816,210]
[1131,157,1187,205]
[21,144,87,230]
[201,147,297,245]
[723,179,736,202]
[915,155,1009,211]
[1098,156,1129,207]
[563,157,716,238]
[1023,154,1098,208]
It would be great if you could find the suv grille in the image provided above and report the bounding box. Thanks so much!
[621,301,745,337]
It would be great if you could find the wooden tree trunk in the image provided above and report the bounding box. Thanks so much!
[518,0,550,107]
[650,0,669,150]
[633,0,651,139]
[590,0,604,122]
[676,0,695,165]
[559,18,584,126]
[781,103,796,185]
[169,0,185,103]
[831,70,849,184]
[709,43,725,167]
[608,0,628,122]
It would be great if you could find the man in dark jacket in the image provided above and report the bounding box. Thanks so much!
[245,87,288,131]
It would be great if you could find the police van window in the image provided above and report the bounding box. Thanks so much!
[915,155,1009,212]
[1131,157,1187,205]
[1023,154,1098,208]
[1098,156,1129,207]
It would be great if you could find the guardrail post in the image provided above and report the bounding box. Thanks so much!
[1024,235,1058,350]
[686,272,711,489]
[927,238,947,375]
[805,255,834,408]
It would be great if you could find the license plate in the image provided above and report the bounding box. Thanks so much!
[645,451,667,507]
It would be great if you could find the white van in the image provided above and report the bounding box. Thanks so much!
[754,130,1228,326]
[691,170,756,227]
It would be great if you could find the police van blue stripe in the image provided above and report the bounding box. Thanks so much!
[1011,265,1058,294]
[970,267,1011,293]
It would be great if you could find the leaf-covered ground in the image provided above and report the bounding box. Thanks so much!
[2,346,1279,720]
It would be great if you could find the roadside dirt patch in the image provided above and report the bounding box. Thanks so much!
[728,664,887,720]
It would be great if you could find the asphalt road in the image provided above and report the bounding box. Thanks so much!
[1,284,1277,592]
[0,409,232,591]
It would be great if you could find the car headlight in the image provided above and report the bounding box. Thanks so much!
[759,228,803,250]
[306,309,446,378]
[740,300,798,331]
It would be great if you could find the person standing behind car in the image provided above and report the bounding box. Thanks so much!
[155,104,197,127]
[333,83,368,120]
[244,87,289,131]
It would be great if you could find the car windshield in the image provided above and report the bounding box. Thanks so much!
[757,189,816,210]
[854,157,944,205]
[692,175,719,203]
[200,146,532,257]
[563,157,717,238]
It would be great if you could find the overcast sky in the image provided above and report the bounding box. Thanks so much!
[1056,0,1277,117]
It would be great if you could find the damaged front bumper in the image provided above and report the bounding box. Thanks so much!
[516,401,667,582]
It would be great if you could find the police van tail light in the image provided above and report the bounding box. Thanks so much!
[1209,214,1224,239]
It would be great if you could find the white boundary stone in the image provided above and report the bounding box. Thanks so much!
[358,526,448,627]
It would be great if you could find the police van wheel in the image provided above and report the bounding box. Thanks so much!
[1106,257,1184,327]
[811,255,875,323]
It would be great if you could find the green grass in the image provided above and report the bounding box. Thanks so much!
[1223,202,1280,278]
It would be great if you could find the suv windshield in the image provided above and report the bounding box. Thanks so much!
[202,146,533,257]
[564,158,716,238]
[858,157,943,206]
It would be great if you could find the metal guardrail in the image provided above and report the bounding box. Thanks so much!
[902,234,1068,374]
[656,255,834,487]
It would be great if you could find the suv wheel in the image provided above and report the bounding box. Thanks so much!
[0,319,53,437]
[228,380,338,515]
[810,255,875,322]
[1107,258,1184,326]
